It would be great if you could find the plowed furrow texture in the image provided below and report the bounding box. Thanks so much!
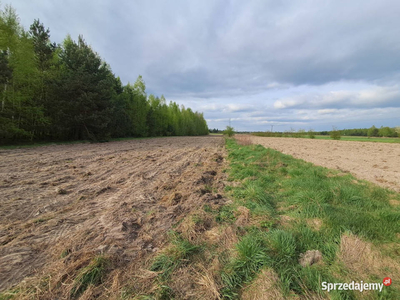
[0,136,226,292]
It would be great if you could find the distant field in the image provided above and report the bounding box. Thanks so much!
[250,135,400,192]
[252,133,400,143]
[314,135,400,143]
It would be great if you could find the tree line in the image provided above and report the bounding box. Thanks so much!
[253,125,399,139]
[0,5,208,144]
[319,126,399,137]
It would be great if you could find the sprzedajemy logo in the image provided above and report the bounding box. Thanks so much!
[322,278,392,293]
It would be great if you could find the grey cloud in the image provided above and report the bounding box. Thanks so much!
[274,85,400,109]
[9,0,400,131]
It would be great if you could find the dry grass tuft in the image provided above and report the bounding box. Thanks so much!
[169,263,223,300]
[339,233,400,279]
[176,210,214,244]
[235,206,250,227]
[204,226,223,245]
[220,225,239,250]
[389,199,400,206]
[279,215,295,227]
[306,218,323,231]
[236,135,253,146]
[195,263,222,300]
[161,191,186,206]
[241,268,284,300]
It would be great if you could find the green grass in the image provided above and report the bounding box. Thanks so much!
[252,132,400,143]
[221,138,400,299]
[150,231,201,279]
[70,256,108,298]
[221,231,271,299]
[314,135,400,143]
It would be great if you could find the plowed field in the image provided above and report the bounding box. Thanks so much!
[0,136,226,294]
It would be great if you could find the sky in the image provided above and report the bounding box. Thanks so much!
[8,0,400,131]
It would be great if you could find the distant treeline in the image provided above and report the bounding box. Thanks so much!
[209,128,223,133]
[320,126,398,137]
[0,6,208,144]
[253,126,400,138]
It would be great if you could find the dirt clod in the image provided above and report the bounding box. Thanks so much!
[299,250,322,267]
[56,188,68,195]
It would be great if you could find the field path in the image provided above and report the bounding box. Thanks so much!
[250,136,400,192]
[0,136,226,292]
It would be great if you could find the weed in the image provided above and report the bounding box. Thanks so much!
[33,217,52,224]
[203,204,212,213]
[155,285,175,300]
[150,231,200,279]
[70,256,108,298]
[60,248,71,258]
[220,232,271,298]
[216,205,236,223]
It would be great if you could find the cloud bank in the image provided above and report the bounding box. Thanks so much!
[10,0,400,130]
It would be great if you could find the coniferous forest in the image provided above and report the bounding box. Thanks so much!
[0,6,209,144]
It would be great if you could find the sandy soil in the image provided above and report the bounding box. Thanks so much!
[250,136,400,192]
[0,136,226,293]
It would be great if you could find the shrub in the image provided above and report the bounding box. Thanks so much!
[224,126,235,137]
[297,129,306,138]
[330,127,341,140]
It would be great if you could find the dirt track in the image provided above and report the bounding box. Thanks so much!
[250,136,400,192]
[0,136,226,292]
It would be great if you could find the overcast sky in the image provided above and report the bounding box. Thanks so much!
[9,0,400,131]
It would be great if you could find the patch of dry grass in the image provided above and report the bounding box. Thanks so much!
[235,135,253,146]
[241,268,284,300]
[306,218,323,231]
[235,206,250,227]
[339,233,400,279]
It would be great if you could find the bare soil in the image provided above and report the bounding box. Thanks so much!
[0,136,226,294]
[250,136,400,192]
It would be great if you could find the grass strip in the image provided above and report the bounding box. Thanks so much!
[221,138,400,299]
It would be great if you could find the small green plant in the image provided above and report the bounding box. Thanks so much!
[70,256,108,297]
[203,204,212,212]
[221,232,270,297]
[155,285,175,300]
[150,232,200,279]
[330,126,341,140]
[260,220,275,229]
[216,205,236,223]
[224,126,235,137]
[308,129,315,139]
[60,248,71,258]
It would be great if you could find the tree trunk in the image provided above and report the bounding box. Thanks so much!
[2,83,6,112]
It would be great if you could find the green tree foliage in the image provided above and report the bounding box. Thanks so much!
[367,125,379,138]
[316,127,398,137]
[224,126,235,137]
[378,126,397,137]
[307,129,315,139]
[47,35,115,141]
[0,5,208,143]
[330,126,341,140]
[0,6,49,140]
